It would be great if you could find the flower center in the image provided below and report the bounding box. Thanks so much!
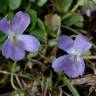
[8,33,18,43]
[69,49,80,63]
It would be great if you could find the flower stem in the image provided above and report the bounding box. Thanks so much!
[63,76,80,96]
[61,25,78,34]
[0,70,33,80]
[10,62,19,90]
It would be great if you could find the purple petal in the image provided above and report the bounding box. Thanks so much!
[52,55,68,72]
[11,11,30,33]
[2,39,25,61]
[18,35,40,52]
[52,55,85,78]
[63,55,85,78]
[73,34,92,54]
[2,39,11,59]
[10,41,25,61]
[0,17,12,35]
[58,35,74,52]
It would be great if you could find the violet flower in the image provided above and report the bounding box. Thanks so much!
[0,11,40,61]
[52,34,92,78]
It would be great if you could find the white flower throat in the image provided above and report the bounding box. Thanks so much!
[8,33,19,43]
[69,49,81,63]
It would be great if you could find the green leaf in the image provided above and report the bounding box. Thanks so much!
[83,0,90,9]
[47,30,58,37]
[37,0,48,6]
[38,19,46,33]
[48,39,57,47]
[0,32,6,50]
[9,0,21,10]
[63,14,84,27]
[55,0,73,13]
[77,0,84,6]
[31,29,46,42]
[30,18,47,42]
[28,9,37,31]
[83,0,95,10]
[0,33,6,43]
[0,0,8,13]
